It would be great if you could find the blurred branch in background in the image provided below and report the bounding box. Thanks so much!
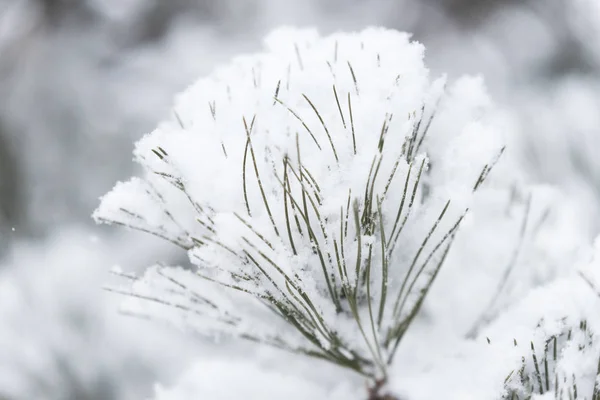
[0,120,22,256]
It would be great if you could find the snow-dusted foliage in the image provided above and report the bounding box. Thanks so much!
[501,319,599,399]
[496,244,600,400]
[96,27,509,384]
[92,24,600,400]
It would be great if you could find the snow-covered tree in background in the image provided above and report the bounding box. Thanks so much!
[94,27,581,398]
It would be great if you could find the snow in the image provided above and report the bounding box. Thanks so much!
[0,228,199,400]
[94,26,600,399]
[2,0,600,399]
[152,358,350,400]
[96,27,515,379]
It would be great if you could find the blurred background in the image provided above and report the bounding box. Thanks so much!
[1,0,600,399]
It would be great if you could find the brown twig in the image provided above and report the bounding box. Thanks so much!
[367,379,400,400]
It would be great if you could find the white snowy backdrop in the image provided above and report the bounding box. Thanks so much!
[1,1,600,399]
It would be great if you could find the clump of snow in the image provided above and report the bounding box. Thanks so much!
[152,358,357,400]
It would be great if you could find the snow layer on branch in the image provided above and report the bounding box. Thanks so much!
[96,26,569,382]
[380,240,599,400]
[153,250,600,400]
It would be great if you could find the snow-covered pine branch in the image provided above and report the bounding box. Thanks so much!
[95,27,516,395]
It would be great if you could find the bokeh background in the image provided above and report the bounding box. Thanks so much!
[1,0,600,398]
